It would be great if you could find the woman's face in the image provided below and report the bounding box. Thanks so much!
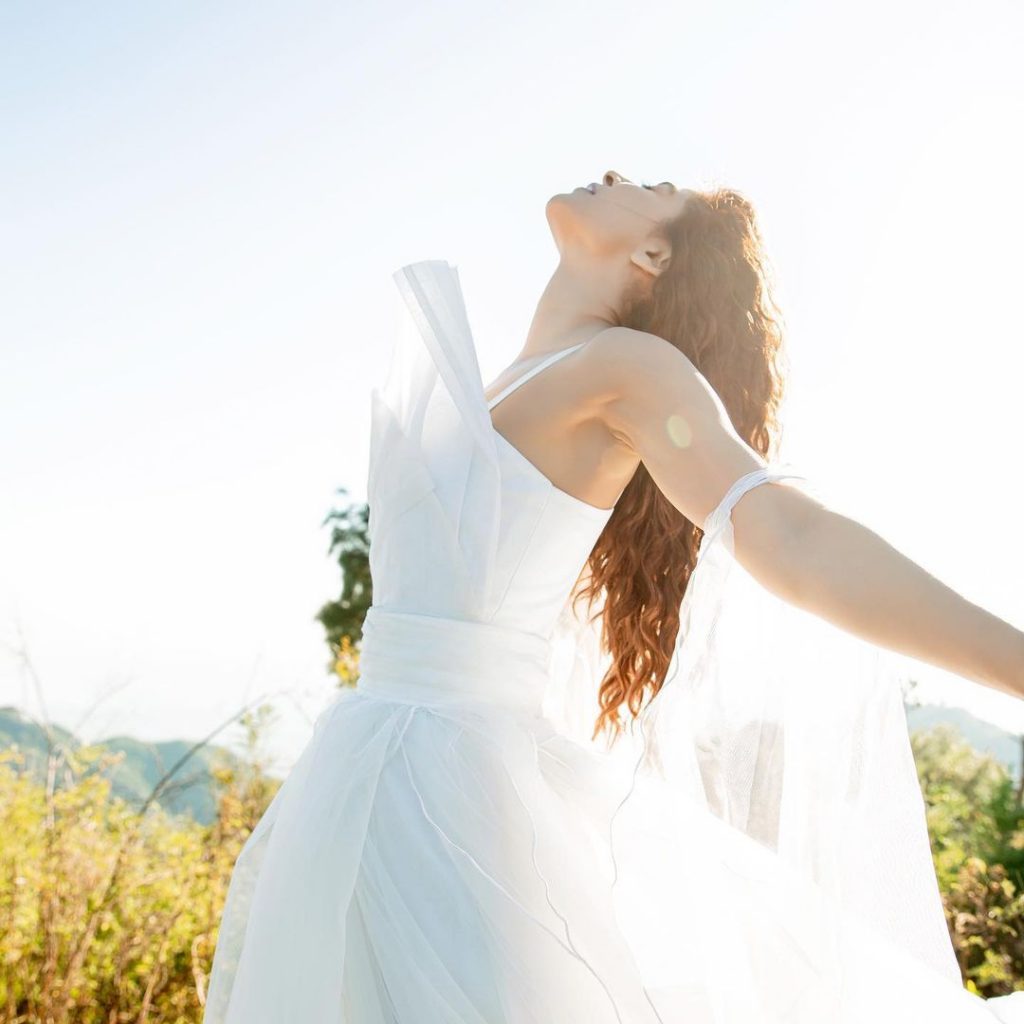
[546,169,694,277]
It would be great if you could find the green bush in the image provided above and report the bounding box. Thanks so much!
[0,708,278,1024]
[912,724,1024,996]
[2,713,1023,1019]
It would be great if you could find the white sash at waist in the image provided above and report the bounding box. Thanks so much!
[356,606,553,715]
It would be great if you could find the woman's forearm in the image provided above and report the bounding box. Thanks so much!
[774,506,1024,698]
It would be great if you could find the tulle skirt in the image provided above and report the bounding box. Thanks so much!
[201,608,1024,1023]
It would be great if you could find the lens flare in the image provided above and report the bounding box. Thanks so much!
[666,413,693,449]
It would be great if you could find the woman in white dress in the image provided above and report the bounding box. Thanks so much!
[201,170,1024,1022]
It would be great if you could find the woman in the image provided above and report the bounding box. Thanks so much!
[202,171,1024,1022]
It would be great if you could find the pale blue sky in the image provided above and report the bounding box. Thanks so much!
[2,0,1022,771]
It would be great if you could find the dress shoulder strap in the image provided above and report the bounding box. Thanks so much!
[485,341,588,411]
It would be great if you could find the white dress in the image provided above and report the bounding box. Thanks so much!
[202,259,1024,1023]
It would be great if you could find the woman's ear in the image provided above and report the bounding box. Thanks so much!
[629,237,672,278]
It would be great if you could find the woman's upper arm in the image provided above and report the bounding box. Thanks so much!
[590,327,820,581]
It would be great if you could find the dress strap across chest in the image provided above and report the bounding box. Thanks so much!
[486,342,588,411]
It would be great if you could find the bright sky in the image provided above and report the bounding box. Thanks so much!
[2,0,1022,774]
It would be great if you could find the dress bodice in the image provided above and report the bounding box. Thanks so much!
[366,260,616,640]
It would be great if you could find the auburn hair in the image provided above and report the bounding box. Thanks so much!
[572,187,791,745]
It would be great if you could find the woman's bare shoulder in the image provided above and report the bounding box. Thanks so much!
[581,325,769,526]
[582,325,711,411]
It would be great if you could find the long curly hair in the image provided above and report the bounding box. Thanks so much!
[574,187,791,745]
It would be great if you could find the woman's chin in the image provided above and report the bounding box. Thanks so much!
[545,191,590,231]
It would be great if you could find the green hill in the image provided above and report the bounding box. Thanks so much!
[905,702,1023,779]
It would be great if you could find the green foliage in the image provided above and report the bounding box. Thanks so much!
[912,724,1009,889]
[912,723,1024,997]
[944,857,1024,996]
[315,486,372,681]
[982,774,1024,891]
[0,707,278,1024]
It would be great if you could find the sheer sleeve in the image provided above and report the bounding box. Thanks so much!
[543,463,969,1016]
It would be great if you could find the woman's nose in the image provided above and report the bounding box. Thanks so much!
[603,170,630,186]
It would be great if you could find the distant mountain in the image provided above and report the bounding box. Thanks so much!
[2,701,1019,827]
[905,702,1023,779]
[0,706,245,826]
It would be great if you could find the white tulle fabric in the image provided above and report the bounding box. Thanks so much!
[201,259,1024,1023]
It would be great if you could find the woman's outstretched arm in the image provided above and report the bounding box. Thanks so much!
[765,503,1024,699]
[589,327,1024,699]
